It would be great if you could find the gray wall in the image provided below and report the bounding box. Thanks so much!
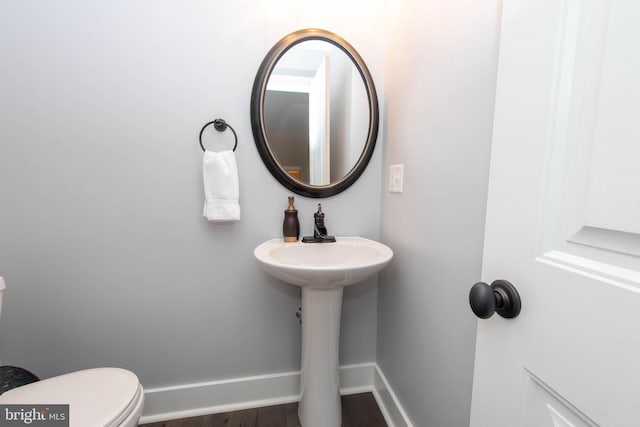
[0,1,386,388]
[0,1,505,424]
[377,1,501,426]
[264,91,310,182]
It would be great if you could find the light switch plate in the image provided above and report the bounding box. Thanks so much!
[389,164,404,193]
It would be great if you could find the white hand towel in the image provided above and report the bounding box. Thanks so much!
[203,150,240,221]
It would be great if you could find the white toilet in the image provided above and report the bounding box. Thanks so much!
[0,277,144,426]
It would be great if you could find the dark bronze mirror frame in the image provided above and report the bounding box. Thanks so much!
[250,28,379,198]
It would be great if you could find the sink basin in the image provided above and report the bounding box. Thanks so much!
[254,236,393,287]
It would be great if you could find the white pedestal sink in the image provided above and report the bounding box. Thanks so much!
[254,236,393,427]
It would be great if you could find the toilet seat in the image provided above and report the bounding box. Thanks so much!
[0,367,144,427]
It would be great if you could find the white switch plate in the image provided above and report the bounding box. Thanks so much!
[389,164,404,193]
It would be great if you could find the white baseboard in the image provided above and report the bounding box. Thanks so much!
[373,364,414,427]
[139,363,411,426]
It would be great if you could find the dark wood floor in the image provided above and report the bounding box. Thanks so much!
[140,392,387,427]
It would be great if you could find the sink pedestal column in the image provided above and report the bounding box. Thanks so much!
[298,286,343,427]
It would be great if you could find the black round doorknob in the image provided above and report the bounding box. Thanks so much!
[469,280,521,319]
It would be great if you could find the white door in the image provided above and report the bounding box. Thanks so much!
[309,55,331,185]
[470,1,640,426]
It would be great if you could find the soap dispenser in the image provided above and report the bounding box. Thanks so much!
[283,196,300,242]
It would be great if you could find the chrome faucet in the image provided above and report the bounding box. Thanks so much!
[302,204,336,243]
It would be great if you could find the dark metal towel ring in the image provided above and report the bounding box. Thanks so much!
[199,118,238,152]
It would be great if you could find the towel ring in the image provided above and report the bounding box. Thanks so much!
[199,118,238,152]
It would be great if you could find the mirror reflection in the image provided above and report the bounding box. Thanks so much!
[263,40,369,186]
[251,28,379,198]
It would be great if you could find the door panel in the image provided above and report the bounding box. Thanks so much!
[523,371,597,427]
[537,0,640,270]
[470,1,640,426]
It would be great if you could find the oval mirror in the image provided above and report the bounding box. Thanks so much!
[251,29,379,198]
